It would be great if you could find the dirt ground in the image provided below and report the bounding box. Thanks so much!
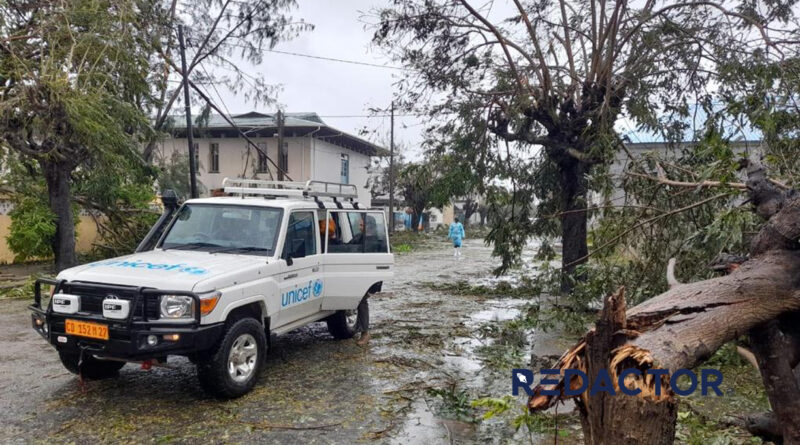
[0,239,575,444]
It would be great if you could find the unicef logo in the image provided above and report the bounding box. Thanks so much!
[312,280,323,297]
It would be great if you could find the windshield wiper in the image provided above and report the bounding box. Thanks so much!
[209,246,272,255]
[162,242,223,251]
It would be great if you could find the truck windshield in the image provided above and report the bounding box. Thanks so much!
[160,204,282,255]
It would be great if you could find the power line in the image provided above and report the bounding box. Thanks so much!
[319,114,427,118]
[227,43,410,71]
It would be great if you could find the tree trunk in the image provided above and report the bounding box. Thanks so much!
[749,315,800,443]
[412,204,425,232]
[43,160,77,272]
[577,288,677,445]
[559,159,589,293]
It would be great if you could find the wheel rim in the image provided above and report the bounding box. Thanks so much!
[227,333,258,383]
[345,309,358,328]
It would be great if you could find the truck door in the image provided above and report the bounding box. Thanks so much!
[321,210,393,310]
[276,210,323,327]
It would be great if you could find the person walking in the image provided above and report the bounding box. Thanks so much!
[449,217,465,258]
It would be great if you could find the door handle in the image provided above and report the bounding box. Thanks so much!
[284,273,298,280]
[312,266,320,272]
[376,266,390,270]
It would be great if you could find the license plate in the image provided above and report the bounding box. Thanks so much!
[65,319,109,340]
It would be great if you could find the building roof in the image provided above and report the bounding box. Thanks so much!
[167,111,386,156]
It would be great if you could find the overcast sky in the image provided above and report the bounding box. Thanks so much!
[213,1,427,158]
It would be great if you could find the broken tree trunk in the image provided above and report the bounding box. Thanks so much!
[530,163,800,444]
[576,288,677,444]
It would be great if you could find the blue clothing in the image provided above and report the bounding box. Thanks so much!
[448,222,465,247]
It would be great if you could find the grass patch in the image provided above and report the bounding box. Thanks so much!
[389,230,443,253]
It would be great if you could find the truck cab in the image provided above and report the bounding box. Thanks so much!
[29,179,393,398]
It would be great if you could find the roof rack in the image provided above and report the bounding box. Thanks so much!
[222,178,359,200]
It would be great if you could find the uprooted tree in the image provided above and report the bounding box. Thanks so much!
[528,162,800,443]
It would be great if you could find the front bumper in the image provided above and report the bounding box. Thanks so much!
[30,278,224,360]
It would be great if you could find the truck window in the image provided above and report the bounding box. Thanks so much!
[160,204,282,255]
[318,212,337,253]
[283,211,317,259]
[364,213,388,253]
[327,211,388,253]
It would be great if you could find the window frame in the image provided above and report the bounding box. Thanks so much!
[324,210,389,254]
[278,141,289,175]
[281,209,319,260]
[192,142,200,172]
[256,142,268,173]
[209,142,220,173]
[340,153,349,184]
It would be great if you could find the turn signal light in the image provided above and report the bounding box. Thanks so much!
[163,334,180,342]
[200,292,221,316]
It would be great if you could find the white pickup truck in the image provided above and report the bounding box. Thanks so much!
[30,180,393,398]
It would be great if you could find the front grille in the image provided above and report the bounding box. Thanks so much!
[61,283,159,320]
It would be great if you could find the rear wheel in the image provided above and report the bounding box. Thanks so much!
[197,317,266,398]
[326,307,361,339]
[58,350,125,379]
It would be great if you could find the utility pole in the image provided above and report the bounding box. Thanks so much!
[277,110,285,181]
[388,101,395,234]
[178,25,198,199]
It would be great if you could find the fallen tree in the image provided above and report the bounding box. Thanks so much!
[529,163,800,444]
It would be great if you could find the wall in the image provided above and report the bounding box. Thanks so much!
[158,136,311,193]
[0,206,102,264]
[310,139,372,206]
[160,136,372,206]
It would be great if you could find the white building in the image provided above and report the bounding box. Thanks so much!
[157,111,384,206]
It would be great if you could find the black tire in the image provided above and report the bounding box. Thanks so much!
[58,350,125,379]
[197,318,266,399]
[326,307,361,340]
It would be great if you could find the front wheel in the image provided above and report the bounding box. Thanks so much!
[58,350,125,379]
[197,318,266,398]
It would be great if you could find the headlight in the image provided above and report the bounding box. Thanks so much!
[159,295,194,319]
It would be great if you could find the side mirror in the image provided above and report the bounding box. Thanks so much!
[283,239,306,266]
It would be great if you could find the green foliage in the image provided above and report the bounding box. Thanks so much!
[156,151,206,200]
[0,275,40,300]
[392,244,413,253]
[472,396,569,438]
[6,195,77,262]
[0,0,160,267]
[676,408,761,445]
[427,385,477,423]
[374,0,800,295]
[397,163,443,229]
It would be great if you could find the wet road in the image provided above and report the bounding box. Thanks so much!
[0,239,569,444]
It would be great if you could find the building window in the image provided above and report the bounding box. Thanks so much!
[278,141,289,180]
[209,143,219,173]
[340,153,349,184]
[257,142,268,173]
[192,142,200,172]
